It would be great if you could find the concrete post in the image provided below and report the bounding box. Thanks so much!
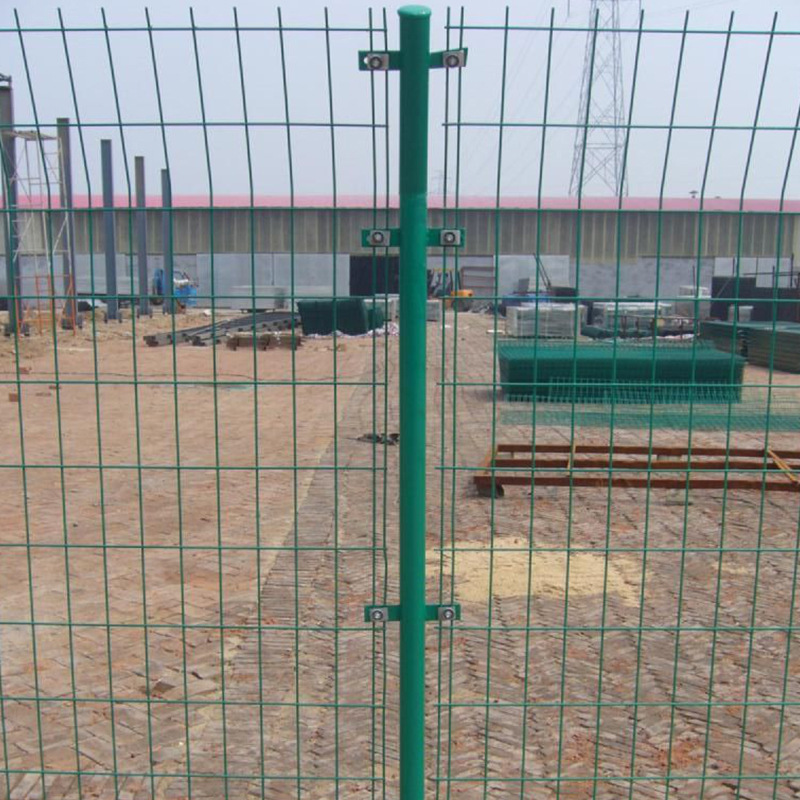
[0,77,20,332]
[101,139,118,320]
[161,168,173,314]
[135,156,149,316]
[57,117,77,327]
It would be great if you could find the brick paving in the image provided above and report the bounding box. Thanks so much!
[1,312,800,799]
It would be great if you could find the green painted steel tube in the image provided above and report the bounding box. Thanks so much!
[398,6,430,800]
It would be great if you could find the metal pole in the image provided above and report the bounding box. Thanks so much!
[0,76,19,332]
[135,156,149,316]
[101,139,117,321]
[57,117,77,328]
[398,7,430,800]
[161,168,173,314]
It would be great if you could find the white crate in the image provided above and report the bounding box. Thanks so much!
[594,301,673,329]
[426,300,441,322]
[506,303,583,338]
[728,305,753,323]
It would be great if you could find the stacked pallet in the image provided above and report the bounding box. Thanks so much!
[498,340,745,402]
[593,301,672,332]
[505,303,584,338]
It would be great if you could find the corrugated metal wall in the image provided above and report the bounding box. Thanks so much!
[4,207,797,262]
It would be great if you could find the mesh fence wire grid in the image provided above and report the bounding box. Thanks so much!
[2,5,800,800]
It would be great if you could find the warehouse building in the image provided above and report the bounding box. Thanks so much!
[2,195,798,308]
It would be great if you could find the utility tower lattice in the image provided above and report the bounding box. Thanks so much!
[569,0,629,197]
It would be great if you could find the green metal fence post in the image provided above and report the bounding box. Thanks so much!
[398,6,431,800]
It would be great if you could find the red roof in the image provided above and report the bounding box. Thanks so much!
[9,194,800,212]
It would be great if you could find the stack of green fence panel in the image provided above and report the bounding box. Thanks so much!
[298,298,373,336]
[747,325,800,372]
[699,320,747,355]
[366,303,386,331]
[700,320,800,373]
[498,340,745,402]
[500,391,800,431]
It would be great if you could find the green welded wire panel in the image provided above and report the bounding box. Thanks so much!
[433,7,800,800]
[0,8,393,800]
[499,393,800,432]
[497,340,746,403]
[2,6,800,800]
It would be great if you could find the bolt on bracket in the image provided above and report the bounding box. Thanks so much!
[358,51,400,71]
[431,49,468,69]
[368,607,390,623]
[427,228,465,248]
[362,228,399,248]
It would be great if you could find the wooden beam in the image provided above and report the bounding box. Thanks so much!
[494,442,800,459]
[768,448,800,486]
[491,457,791,472]
[475,442,800,495]
[474,474,800,493]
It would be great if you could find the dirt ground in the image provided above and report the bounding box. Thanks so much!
[1,309,800,800]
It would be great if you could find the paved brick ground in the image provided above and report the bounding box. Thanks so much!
[1,311,799,799]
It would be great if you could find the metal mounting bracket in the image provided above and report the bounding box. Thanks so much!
[358,51,401,71]
[364,603,462,623]
[435,228,462,247]
[358,49,468,72]
[361,227,466,249]
[362,228,400,248]
[430,49,468,69]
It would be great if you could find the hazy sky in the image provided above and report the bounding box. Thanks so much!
[2,0,800,201]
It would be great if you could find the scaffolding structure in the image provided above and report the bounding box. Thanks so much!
[9,130,77,332]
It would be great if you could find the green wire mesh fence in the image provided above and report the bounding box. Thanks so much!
[433,7,800,800]
[1,5,800,800]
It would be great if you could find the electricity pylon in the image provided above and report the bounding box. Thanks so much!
[569,0,629,197]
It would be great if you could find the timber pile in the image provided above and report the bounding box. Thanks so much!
[475,442,800,496]
[143,310,295,347]
[225,331,302,350]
